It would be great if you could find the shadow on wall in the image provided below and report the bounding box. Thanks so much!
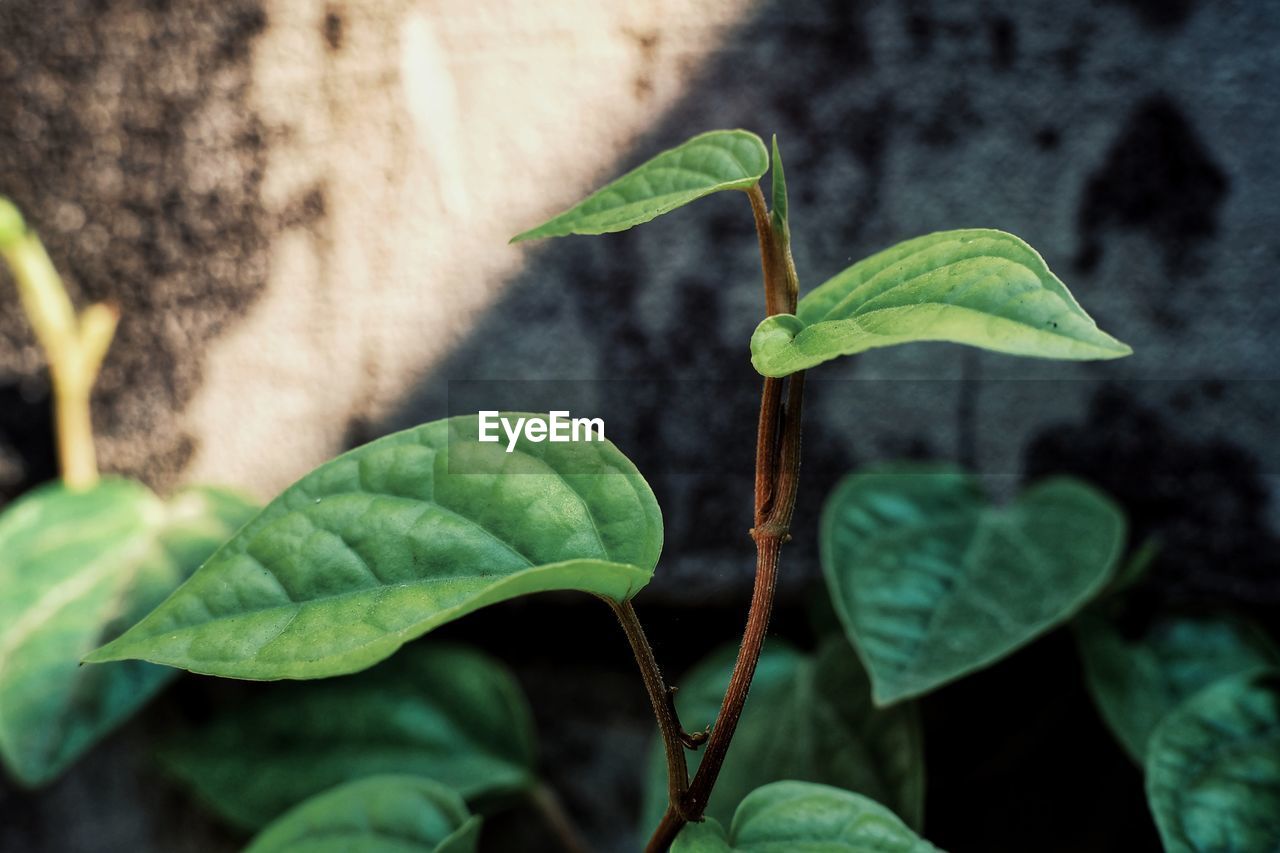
[378,0,1273,612]
[378,5,1279,848]
[0,0,272,500]
[385,4,1280,847]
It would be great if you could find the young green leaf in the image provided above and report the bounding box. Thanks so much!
[1076,610,1278,762]
[671,780,941,853]
[1146,670,1280,853]
[769,135,788,241]
[750,229,1132,377]
[511,130,768,242]
[161,644,535,830]
[821,466,1125,704]
[244,775,481,853]
[0,480,255,786]
[641,638,924,835]
[86,414,663,680]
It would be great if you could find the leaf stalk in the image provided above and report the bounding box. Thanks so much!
[605,598,695,823]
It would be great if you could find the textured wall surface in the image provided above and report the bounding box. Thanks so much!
[1,1,1277,851]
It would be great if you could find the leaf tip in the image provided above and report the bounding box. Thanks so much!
[79,646,116,666]
[81,634,134,666]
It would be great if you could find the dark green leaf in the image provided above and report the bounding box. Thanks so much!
[1104,537,1160,595]
[244,775,481,853]
[1146,670,1280,852]
[86,414,663,680]
[750,229,1132,377]
[821,465,1125,704]
[511,130,768,242]
[641,638,924,835]
[671,780,941,852]
[1077,610,1278,762]
[0,480,254,786]
[161,643,536,830]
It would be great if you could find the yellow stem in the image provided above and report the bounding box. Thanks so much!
[0,197,116,491]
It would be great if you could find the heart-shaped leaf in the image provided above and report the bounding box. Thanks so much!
[750,229,1132,377]
[0,480,255,786]
[641,638,924,835]
[672,780,941,852]
[162,643,534,829]
[245,775,481,853]
[86,414,662,680]
[1077,610,1278,762]
[1146,670,1280,853]
[160,643,535,830]
[821,466,1125,704]
[511,130,768,242]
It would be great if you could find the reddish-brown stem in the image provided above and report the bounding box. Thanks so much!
[646,184,806,852]
[747,184,790,317]
[754,377,784,519]
[606,598,694,823]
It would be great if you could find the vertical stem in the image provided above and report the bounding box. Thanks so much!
[0,198,116,490]
[686,373,803,809]
[53,371,98,489]
[646,185,807,852]
[605,598,693,824]
[746,185,788,317]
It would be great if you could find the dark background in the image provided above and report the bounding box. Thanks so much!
[2,0,1278,850]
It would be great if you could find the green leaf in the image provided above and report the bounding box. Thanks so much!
[671,780,941,852]
[821,465,1125,704]
[769,135,788,240]
[641,638,924,835]
[244,775,481,853]
[0,480,255,786]
[510,130,768,242]
[160,643,536,831]
[1077,610,1279,762]
[749,229,1132,377]
[1146,670,1280,853]
[86,414,663,680]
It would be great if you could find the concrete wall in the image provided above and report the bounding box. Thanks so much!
[1,1,1277,850]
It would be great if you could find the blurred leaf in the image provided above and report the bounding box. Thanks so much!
[0,480,254,786]
[750,229,1132,377]
[87,414,663,680]
[1104,537,1160,595]
[1146,670,1280,852]
[671,780,940,852]
[244,775,481,853]
[511,130,768,241]
[161,643,536,831]
[821,465,1125,704]
[641,638,924,835]
[1077,610,1278,762]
